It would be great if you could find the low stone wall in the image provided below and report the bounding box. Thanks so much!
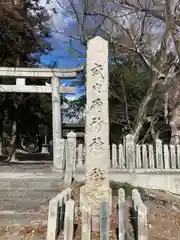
[76,137,180,170]
[63,132,180,193]
[75,168,180,195]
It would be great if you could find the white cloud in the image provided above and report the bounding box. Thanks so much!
[40,0,74,42]
[65,95,77,101]
[38,0,63,38]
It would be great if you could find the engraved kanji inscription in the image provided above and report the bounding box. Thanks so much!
[93,82,102,93]
[89,168,105,181]
[89,117,103,131]
[90,98,103,112]
[91,63,104,79]
[89,137,104,152]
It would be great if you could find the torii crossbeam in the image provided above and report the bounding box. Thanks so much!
[0,66,83,169]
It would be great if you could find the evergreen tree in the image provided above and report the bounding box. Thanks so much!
[0,0,54,159]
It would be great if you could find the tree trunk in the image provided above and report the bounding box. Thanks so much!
[0,120,3,155]
[7,120,17,162]
[6,55,20,162]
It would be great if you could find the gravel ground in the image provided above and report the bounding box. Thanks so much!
[0,163,62,240]
[0,223,47,240]
[71,182,180,240]
[1,181,180,239]
[71,182,134,240]
[145,189,180,240]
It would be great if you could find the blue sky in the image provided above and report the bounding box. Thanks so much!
[39,1,86,100]
[40,39,85,69]
[40,38,86,100]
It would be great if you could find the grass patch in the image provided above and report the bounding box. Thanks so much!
[110,181,134,197]
[110,181,146,199]
[74,180,147,199]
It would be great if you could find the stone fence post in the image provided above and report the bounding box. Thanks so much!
[77,144,83,167]
[132,189,148,240]
[155,139,163,169]
[64,131,76,185]
[53,138,65,170]
[118,188,127,240]
[125,134,135,169]
[64,199,75,240]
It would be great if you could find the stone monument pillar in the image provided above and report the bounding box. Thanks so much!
[80,36,111,231]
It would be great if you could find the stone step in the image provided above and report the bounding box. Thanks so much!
[0,170,64,227]
[0,172,63,178]
[0,189,60,210]
[0,180,63,189]
[0,200,47,211]
[0,188,61,194]
[0,190,60,204]
[16,152,50,161]
[0,153,51,161]
[0,171,64,190]
[0,211,48,226]
[0,163,59,173]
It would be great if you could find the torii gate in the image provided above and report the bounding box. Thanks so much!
[0,66,83,169]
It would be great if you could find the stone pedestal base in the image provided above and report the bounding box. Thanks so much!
[41,146,49,153]
[80,184,112,231]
